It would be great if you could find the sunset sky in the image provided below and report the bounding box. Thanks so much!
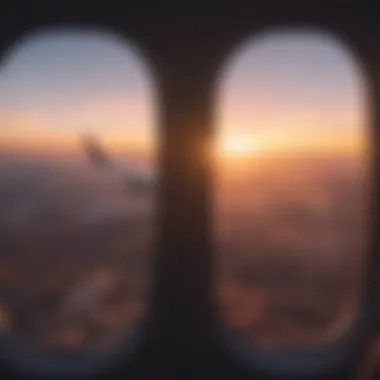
[0,28,367,158]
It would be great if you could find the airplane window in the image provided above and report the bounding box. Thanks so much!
[214,30,369,371]
[0,28,156,356]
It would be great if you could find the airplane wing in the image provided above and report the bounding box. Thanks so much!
[81,134,112,169]
[80,134,156,193]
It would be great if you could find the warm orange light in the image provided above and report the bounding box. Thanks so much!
[217,134,259,158]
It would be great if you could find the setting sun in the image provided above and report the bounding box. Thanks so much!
[217,134,259,158]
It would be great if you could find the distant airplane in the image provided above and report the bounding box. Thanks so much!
[80,134,156,194]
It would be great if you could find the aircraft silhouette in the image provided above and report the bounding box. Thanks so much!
[80,134,156,195]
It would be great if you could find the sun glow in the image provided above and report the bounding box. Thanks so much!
[217,134,259,158]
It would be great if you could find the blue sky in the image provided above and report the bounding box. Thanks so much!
[0,28,366,153]
[219,31,365,135]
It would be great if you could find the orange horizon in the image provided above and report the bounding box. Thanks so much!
[0,138,365,162]
[0,131,156,156]
[0,123,366,159]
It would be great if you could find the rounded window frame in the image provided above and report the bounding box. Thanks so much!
[0,24,160,377]
[212,24,374,376]
[0,12,376,379]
